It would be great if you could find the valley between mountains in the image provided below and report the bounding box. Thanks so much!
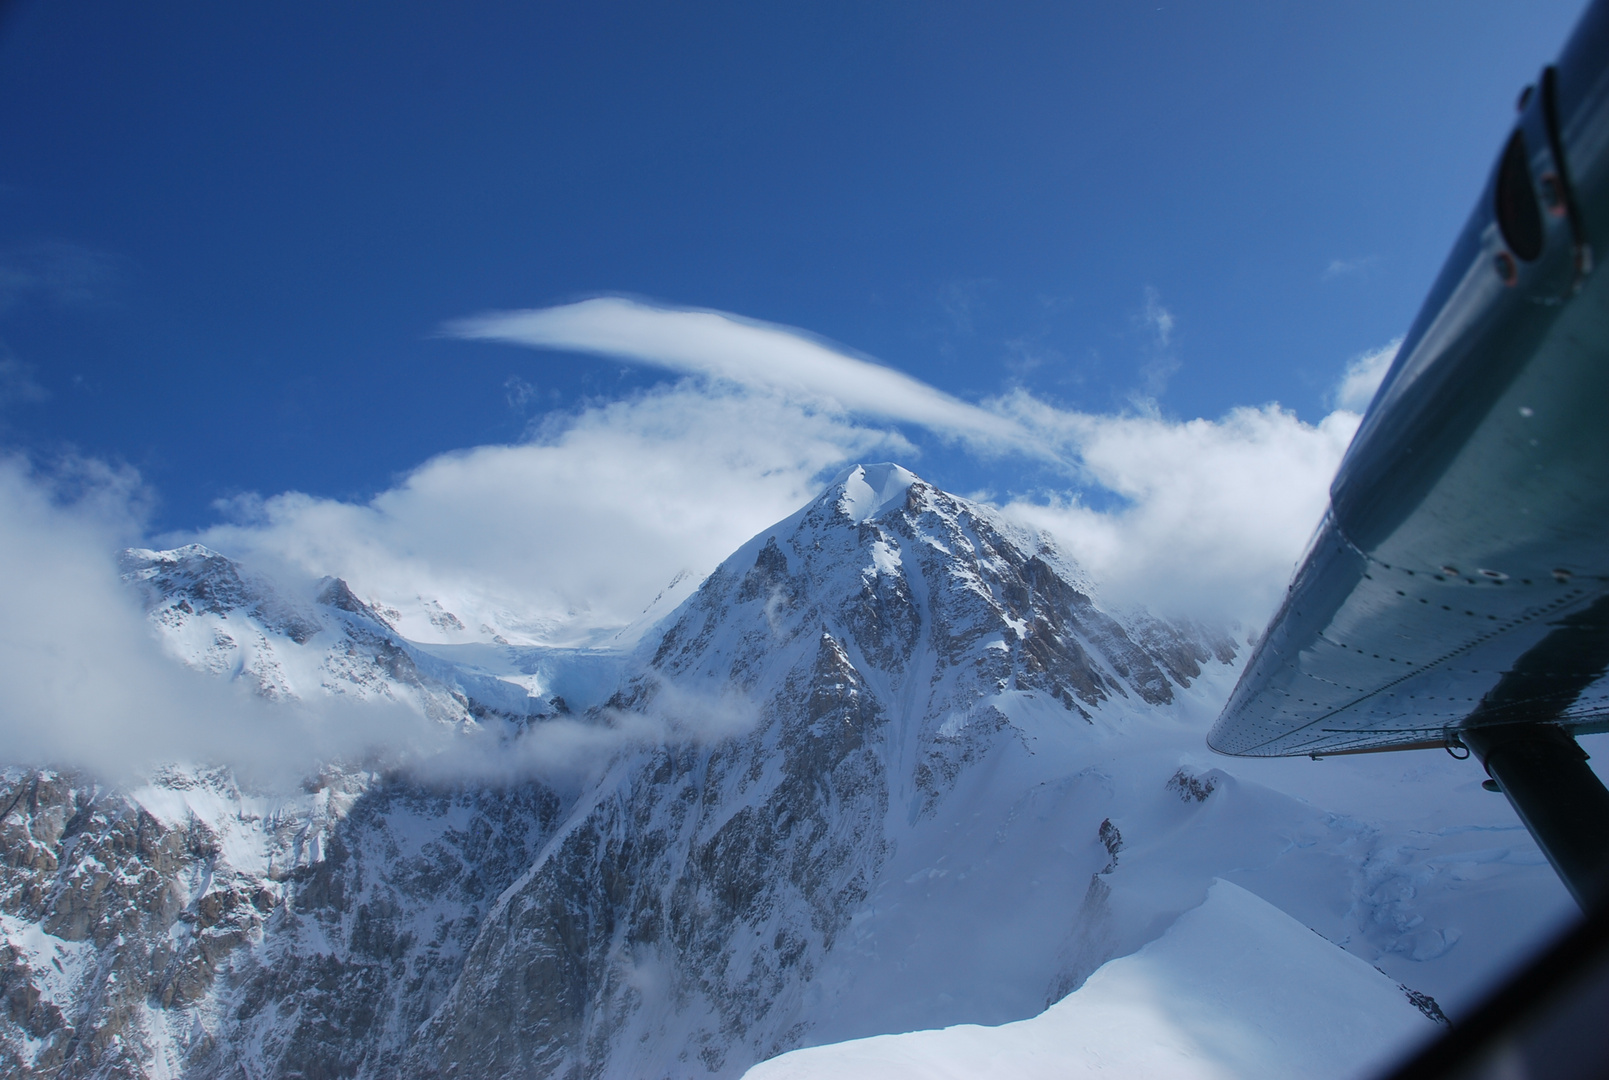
[0,464,1578,1079]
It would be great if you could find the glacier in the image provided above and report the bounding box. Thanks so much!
[0,463,1580,1078]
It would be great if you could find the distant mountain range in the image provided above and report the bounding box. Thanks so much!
[0,464,1557,1079]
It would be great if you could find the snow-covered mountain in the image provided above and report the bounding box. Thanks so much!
[400,464,1249,1078]
[119,543,590,723]
[0,464,1571,1078]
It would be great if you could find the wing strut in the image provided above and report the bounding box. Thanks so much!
[1462,725,1609,910]
[1458,593,1609,910]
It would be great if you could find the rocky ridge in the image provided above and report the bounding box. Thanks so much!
[119,544,560,725]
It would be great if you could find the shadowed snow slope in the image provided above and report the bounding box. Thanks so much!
[743,879,1440,1080]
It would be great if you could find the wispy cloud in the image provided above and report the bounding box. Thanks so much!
[417,679,763,784]
[446,296,1045,459]
[194,381,911,646]
[0,455,437,784]
[1001,335,1059,378]
[0,241,128,315]
[1141,286,1174,348]
[1322,255,1380,281]
[1131,286,1180,409]
[1331,338,1400,413]
[936,277,995,340]
[441,296,1364,626]
[382,296,1359,629]
[0,351,48,408]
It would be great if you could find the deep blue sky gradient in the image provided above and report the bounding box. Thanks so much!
[0,0,1589,528]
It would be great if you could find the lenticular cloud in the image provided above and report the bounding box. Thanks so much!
[444,296,1370,627]
[446,296,1044,459]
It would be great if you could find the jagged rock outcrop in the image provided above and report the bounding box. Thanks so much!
[0,767,565,1079]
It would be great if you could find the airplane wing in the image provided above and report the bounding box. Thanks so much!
[1209,0,1609,912]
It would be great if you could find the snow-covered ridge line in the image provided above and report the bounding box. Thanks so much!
[743,879,1442,1080]
[119,543,569,725]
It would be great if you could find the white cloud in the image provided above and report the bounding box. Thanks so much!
[0,298,1388,779]
[1141,286,1174,349]
[418,679,764,784]
[1323,255,1380,280]
[194,382,910,645]
[0,353,48,408]
[215,299,1371,637]
[1332,338,1400,413]
[994,395,1360,627]
[0,448,783,783]
[0,455,432,783]
[0,240,127,314]
[446,296,1045,459]
[1130,287,1181,409]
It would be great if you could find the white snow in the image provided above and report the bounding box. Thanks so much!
[835,463,918,523]
[0,914,94,1011]
[0,913,96,1066]
[743,880,1440,1080]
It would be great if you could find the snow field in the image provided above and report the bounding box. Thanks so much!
[743,880,1440,1080]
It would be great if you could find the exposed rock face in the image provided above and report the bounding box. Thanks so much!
[0,464,1238,1078]
[0,767,564,1079]
[412,627,895,1079]
[205,779,565,1079]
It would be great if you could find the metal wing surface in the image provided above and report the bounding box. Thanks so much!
[1210,1,1609,759]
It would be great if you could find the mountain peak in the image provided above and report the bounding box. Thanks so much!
[828,462,919,523]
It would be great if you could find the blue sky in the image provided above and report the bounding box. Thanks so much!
[0,1,1592,635]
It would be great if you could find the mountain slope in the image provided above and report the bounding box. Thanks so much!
[743,879,1441,1080]
[0,463,1571,1079]
[406,464,1247,1077]
[120,544,561,723]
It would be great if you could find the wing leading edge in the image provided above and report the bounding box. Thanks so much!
[1210,0,1609,915]
[1210,0,1609,762]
